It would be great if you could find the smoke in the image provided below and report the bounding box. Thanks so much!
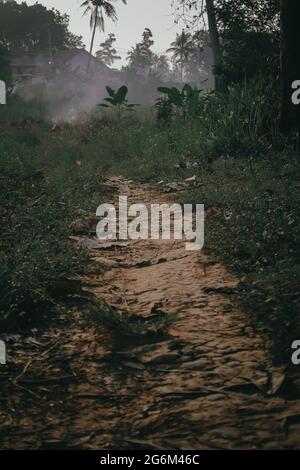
[14,73,117,123]
[12,50,213,123]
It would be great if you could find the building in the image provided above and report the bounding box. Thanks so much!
[11,48,115,83]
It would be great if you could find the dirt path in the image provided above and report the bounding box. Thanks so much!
[1,176,300,450]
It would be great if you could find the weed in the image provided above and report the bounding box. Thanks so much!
[99,86,139,120]
[88,302,173,338]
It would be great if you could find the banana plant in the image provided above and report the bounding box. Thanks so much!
[99,85,138,119]
[156,84,203,120]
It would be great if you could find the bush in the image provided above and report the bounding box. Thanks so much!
[0,123,107,328]
[0,46,12,86]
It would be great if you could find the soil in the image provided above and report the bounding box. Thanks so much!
[1,176,300,450]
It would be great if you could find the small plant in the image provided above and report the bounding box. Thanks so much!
[155,84,203,121]
[154,95,173,123]
[88,302,173,338]
[99,85,139,119]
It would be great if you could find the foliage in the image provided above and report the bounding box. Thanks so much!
[156,84,203,120]
[154,95,174,123]
[83,78,298,358]
[150,54,171,81]
[81,0,125,31]
[125,28,171,81]
[215,0,280,34]
[99,85,138,118]
[81,0,126,63]
[127,28,156,78]
[167,30,194,82]
[0,45,12,85]
[125,27,209,83]
[89,302,173,338]
[96,33,121,66]
[165,28,212,83]
[0,0,83,52]
[184,152,300,359]
[86,78,281,177]
[1,74,299,360]
[0,107,108,328]
[214,0,280,84]
[185,30,213,82]
[173,0,281,85]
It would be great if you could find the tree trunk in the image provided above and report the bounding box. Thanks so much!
[87,6,99,74]
[280,0,300,132]
[206,0,223,92]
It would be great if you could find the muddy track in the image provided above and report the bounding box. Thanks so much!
[1,176,300,450]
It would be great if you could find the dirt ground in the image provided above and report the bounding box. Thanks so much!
[1,177,300,450]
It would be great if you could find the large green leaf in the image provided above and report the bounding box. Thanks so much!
[157,86,172,95]
[182,84,194,97]
[115,86,128,104]
[106,86,115,98]
[104,97,117,105]
[170,88,184,107]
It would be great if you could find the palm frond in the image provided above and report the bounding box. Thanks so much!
[102,2,118,22]
[96,9,105,31]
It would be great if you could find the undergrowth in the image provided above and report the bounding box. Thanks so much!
[1,79,299,361]
[88,302,173,339]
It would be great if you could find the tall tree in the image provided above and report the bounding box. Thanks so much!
[280,0,300,132]
[0,46,11,85]
[81,0,126,72]
[167,30,194,82]
[185,30,212,82]
[96,33,121,66]
[151,54,171,81]
[214,0,280,85]
[172,1,222,85]
[127,28,155,77]
[173,0,280,87]
[0,0,83,52]
[205,0,223,91]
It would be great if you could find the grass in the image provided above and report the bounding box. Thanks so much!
[88,302,173,339]
[183,153,300,361]
[1,80,299,363]
[0,103,109,329]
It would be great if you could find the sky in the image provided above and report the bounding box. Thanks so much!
[20,0,185,66]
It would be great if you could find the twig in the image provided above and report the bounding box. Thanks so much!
[13,358,33,385]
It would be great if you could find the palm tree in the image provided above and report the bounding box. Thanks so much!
[167,30,194,82]
[96,33,121,66]
[81,0,127,72]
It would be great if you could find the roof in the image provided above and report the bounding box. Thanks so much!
[11,49,110,73]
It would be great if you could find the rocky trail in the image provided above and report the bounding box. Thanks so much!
[1,176,300,450]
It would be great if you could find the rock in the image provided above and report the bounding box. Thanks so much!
[185,175,197,183]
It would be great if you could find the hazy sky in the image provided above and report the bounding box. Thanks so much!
[20,0,184,65]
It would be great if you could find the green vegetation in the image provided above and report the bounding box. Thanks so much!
[0,46,12,85]
[0,0,83,51]
[186,154,300,360]
[100,85,139,119]
[0,101,108,329]
[155,84,203,121]
[1,76,299,360]
[89,302,173,339]
[96,33,121,66]
[81,0,127,70]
